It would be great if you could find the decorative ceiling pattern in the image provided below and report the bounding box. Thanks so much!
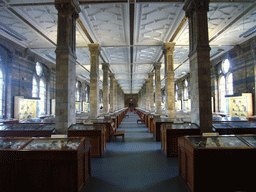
[0,0,255,94]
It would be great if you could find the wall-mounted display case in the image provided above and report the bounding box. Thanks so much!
[82,102,89,112]
[178,135,256,192]
[0,137,91,192]
[182,99,191,112]
[14,96,39,121]
[175,100,182,111]
[76,101,81,113]
[226,93,253,118]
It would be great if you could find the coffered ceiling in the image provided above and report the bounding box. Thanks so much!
[0,0,255,94]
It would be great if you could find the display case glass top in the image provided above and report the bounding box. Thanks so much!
[212,123,232,128]
[165,123,198,129]
[155,118,176,122]
[6,124,42,130]
[23,138,82,150]
[212,117,248,122]
[240,136,256,147]
[37,125,55,130]
[0,125,10,130]
[227,122,256,128]
[0,138,31,149]
[69,124,95,130]
[188,136,250,148]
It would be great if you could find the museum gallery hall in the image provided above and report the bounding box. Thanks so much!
[0,0,256,192]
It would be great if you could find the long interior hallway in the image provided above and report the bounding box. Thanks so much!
[82,111,189,192]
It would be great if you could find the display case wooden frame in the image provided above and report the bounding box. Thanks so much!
[161,123,200,157]
[0,137,91,192]
[178,135,256,192]
[0,124,55,137]
[68,124,106,158]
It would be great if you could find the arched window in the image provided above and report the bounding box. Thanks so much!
[39,79,46,115]
[32,76,38,97]
[226,73,233,95]
[0,69,3,117]
[183,79,188,100]
[218,59,233,112]
[219,75,226,112]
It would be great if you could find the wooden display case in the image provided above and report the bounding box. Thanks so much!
[0,137,91,192]
[178,135,256,192]
[0,124,55,137]
[161,123,200,157]
[68,124,106,158]
[93,119,112,142]
[14,96,39,121]
[153,118,176,141]
[226,93,253,118]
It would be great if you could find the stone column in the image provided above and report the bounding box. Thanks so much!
[109,73,114,113]
[55,0,80,134]
[149,73,154,113]
[88,43,100,120]
[113,79,117,111]
[163,42,176,118]
[154,62,162,114]
[146,79,150,111]
[183,0,212,133]
[102,63,109,114]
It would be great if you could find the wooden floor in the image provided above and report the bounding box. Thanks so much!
[81,111,189,192]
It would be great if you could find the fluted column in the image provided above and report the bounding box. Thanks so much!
[102,63,109,114]
[154,62,162,114]
[109,73,114,113]
[183,0,212,133]
[149,73,154,113]
[113,79,117,111]
[55,0,81,134]
[88,43,100,120]
[163,42,176,118]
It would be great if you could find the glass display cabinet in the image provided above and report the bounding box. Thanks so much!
[161,123,200,157]
[0,124,55,137]
[178,135,256,192]
[153,118,176,141]
[68,124,106,158]
[0,137,91,192]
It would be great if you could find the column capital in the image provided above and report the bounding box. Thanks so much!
[88,43,100,55]
[149,72,154,79]
[113,79,118,83]
[154,62,162,70]
[109,73,115,79]
[163,42,176,53]
[102,63,109,71]
[55,0,81,15]
[183,0,210,17]
[146,79,150,84]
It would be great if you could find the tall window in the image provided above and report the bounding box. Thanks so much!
[0,69,3,117]
[76,81,80,101]
[219,75,226,112]
[32,76,38,97]
[226,73,233,95]
[183,79,188,100]
[39,79,46,115]
[218,59,233,112]
[175,85,178,101]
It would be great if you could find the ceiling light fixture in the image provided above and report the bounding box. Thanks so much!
[0,22,27,41]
